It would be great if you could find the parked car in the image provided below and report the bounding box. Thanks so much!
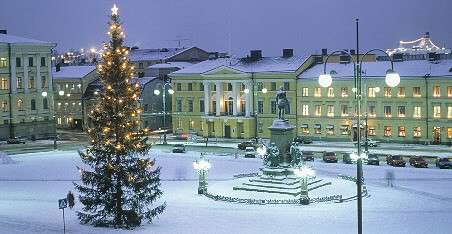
[323,151,338,163]
[342,153,353,164]
[238,141,256,150]
[293,137,313,144]
[343,152,369,164]
[301,150,314,161]
[354,138,380,147]
[367,153,380,165]
[435,157,452,169]
[244,147,257,158]
[386,155,406,167]
[7,137,27,144]
[172,144,186,153]
[409,156,428,168]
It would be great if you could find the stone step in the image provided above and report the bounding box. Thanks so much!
[233,185,301,196]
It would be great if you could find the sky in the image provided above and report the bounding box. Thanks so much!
[1,0,451,57]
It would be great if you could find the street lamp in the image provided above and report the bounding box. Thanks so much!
[154,82,174,145]
[293,162,315,205]
[363,85,380,152]
[318,19,400,234]
[42,90,64,150]
[193,153,211,194]
[244,81,267,140]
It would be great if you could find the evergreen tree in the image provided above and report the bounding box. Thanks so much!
[74,5,165,228]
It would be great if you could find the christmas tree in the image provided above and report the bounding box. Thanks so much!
[74,5,165,228]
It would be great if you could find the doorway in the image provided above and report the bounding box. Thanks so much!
[433,127,441,145]
[224,125,231,138]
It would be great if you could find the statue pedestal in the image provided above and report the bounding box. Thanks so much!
[268,119,295,165]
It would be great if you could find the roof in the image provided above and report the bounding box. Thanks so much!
[129,47,194,62]
[0,33,53,44]
[148,62,194,69]
[172,55,309,75]
[299,59,452,79]
[83,77,157,100]
[53,66,97,79]
[129,77,158,86]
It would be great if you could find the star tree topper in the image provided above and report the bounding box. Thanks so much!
[111,4,119,15]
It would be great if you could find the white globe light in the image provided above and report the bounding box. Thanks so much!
[168,89,174,95]
[375,87,381,93]
[41,92,48,97]
[154,89,160,95]
[244,88,250,94]
[385,72,400,87]
[352,88,357,93]
[318,74,332,88]
[262,88,268,93]
[58,91,65,96]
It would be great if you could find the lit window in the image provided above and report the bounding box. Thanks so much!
[448,106,452,119]
[314,87,321,97]
[17,77,23,89]
[384,126,392,137]
[327,105,334,117]
[189,120,194,130]
[448,128,452,139]
[327,125,334,135]
[0,77,7,90]
[302,104,309,116]
[1,100,7,112]
[368,87,378,97]
[314,105,322,116]
[340,125,349,135]
[302,87,308,97]
[414,127,421,138]
[384,87,392,97]
[314,124,321,134]
[341,105,348,117]
[398,106,406,118]
[413,87,421,97]
[327,87,334,97]
[433,106,441,118]
[433,86,441,97]
[368,126,376,136]
[17,99,24,110]
[413,106,421,118]
[448,86,452,97]
[398,126,406,137]
[384,106,392,117]
[397,87,405,97]
[341,87,348,97]
[0,58,6,67]
[301,124,309,134]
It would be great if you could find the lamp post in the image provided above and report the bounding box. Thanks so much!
[318,19,400,234]
[244,82,267,140]
[363,85,380,152]
[293,162,315,205]
[42,90,64,150]
[154,82,174,145]
[193,153,211,194]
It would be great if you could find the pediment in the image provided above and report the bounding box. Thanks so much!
[202,66,246,76]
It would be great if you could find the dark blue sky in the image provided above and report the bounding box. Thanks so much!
[1,0,451,57]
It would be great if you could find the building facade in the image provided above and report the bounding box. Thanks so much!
[0,32,56,140]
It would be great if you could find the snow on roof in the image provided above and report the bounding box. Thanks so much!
[129,47,193,62]
[0,33,53,44]
[53,66,97,79]
[148,62,194,69]
[129,77,158,86]
[299,59,452,79]
[171,55,309,75]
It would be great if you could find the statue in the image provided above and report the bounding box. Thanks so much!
[290,142,301,166]
[276,86,289,120]
[267,142,280,167]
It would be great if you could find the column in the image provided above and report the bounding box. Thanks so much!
[232,82,238,116]
[23,54,29,93]
[36,54,41,92]
[10,53,17,93]
[47,54,52,89]
[245,82,251,117]
[203,82,210,116]
[215,82,222,116]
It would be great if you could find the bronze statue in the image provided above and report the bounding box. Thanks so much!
[276,86,288,119]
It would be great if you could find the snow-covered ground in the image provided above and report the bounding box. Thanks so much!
[0,149,451,233]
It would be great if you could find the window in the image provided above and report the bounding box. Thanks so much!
[176,99,182,112]
[188,100,193,112]
[285,101,291,114]
[368,87,378,97]
[384,87,392,97]
[1,100,7,112]
[398,126,406,137]
[414,127,421,138]
[384,106,392,117]
[16,57,21,67]
[327,105,334,117]
[31,99,36,110]
[284,82,290,91]
[398,106,406,118]
[41,57,46,67]
[448,128,452,139]
[433,106,441,118]
[29,76,35,89]
[41,76,47,88]
[138,63,143,69]
[271,101,276,114]
[368,126,376,136]
[413,106,421,118]
[314,87,321,97]
[258,121,263,133]
[176,83,181,91]
[327,87,334,97]
[0,58,6,67]
[188,83,193,91]
[302,87,308,97]
[327,125,334,135]
[257,82,264,91]
[341,87,348,97]
[340,125,349,135]
[448,86,452,97]
[369,105,376,117]
[314,124,321,134]
[189,120,194,130]
[57,103,61,111]
[200,83,204,91]
[240,83,245,91]
[448,106,452,119]
[0,77,7,89]
[200,100,204,113]
[302,104,309,116]
[28,57,34,67]
[384,126,392,137]
[341,105,348,116]
[17,77,23,89]
[314,105,322,116]
[271,82,276,91]
[397,87,405,97]
[301,124,309,134]
[433,86,441,97]
[413,87,421,97]
[17,99,24,110]
[258,100,264,114]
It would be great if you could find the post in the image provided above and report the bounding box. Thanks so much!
[364,83,368,153]
[162,86,167,145]
[62,208,66,234]
[356,18,363,234]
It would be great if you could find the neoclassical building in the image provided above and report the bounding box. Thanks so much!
[0,32,56,140]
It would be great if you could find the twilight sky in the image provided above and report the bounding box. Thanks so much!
[1,0,451,57]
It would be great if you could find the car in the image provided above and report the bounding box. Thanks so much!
[342,153,353,164]
[386,155,406,167]
[238,141,256,150]
[301,151,314,161]
[172,144,186,153]
[323,151,338,163]
[244,147,257,158]
[367,153,380,165]
[7,137,27,144]
[343,152,369,164]
[409,156,428,168]
[293,137,313,144]
[354,138,380,147]
[435,157,452,169]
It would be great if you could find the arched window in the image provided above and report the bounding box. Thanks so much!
[31,99,36,110]
[1,100,7,112]
[43,98,48,109]
[18,99,24,111]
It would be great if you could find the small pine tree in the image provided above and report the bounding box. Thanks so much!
[74,5,165,228]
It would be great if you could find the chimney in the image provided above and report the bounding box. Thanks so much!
[321,48,328,56]
[283,49,294,58]
[250,50,262,60]
[56,64,61,72]
[350,49,356,55]
[0,30,7,35]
